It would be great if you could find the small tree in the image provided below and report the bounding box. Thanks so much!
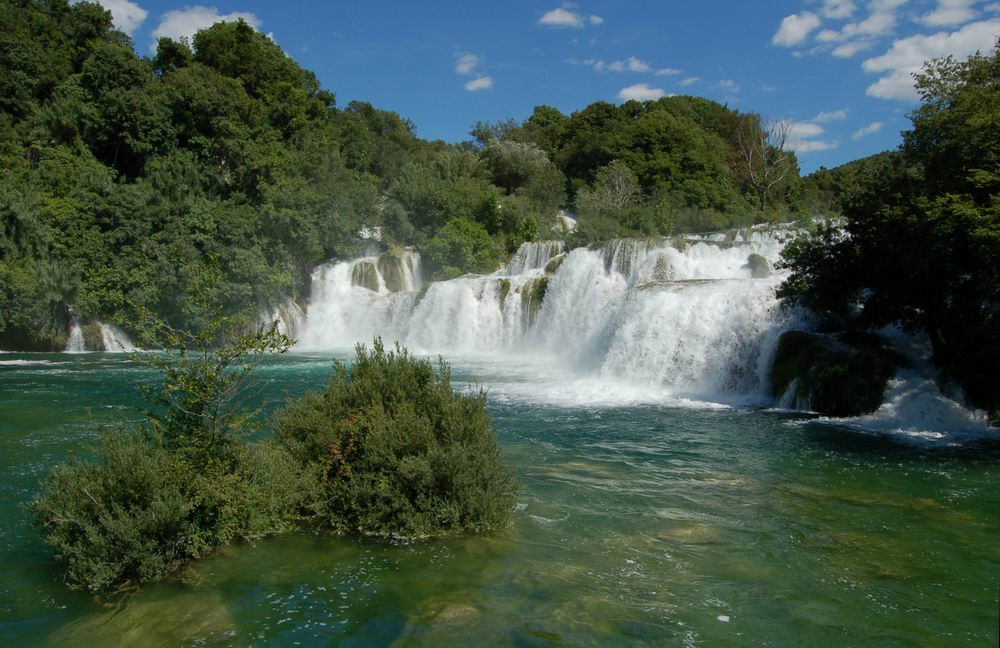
[135,314,293,463]
[735,114,795,215]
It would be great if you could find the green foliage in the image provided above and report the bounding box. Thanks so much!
[136,316,293,464]
[424,218,500,279]
[276,340,518,538]
[29,317,311,592]
[770,331,904,417]
[1,0,810,352]
[779,42,1000,418]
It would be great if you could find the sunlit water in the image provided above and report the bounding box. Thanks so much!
[1,353,998,646]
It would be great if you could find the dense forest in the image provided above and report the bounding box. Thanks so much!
[0,0,835,351]
[780,40,1000,420]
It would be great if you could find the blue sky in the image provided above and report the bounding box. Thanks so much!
[95,1,999,173]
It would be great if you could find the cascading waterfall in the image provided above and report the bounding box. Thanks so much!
[285,228,798,404]
[98,324,135,352]
[65,315,85,353]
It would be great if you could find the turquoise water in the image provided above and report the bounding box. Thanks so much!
[1,353,998,646]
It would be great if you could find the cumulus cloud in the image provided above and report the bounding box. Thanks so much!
[832,40,876,57]
[655,67,682,76]
[77,0,148,35]
[772,12,822,47]
[589,14,604,26]
[822,0,857,19]
[455,53,480,75]
[465,76,493,92]
[539,6,585,28]
[719,79,740,91]
[918,0,978,27]
[814,109,849,122]
[678,76,700,87]
[151,5,261,46]
[852,121,885,138]
[626,56,651,72]
[786,120,839,153]
[863,18,1000,100]
[617,83,665,101]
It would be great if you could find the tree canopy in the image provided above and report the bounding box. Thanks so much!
[0,0,814,350]
[779,40,1000,420]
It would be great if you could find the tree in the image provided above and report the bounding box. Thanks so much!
[779,40,1000,420]
[735,114,795,215]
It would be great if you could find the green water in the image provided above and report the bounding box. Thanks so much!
[1,353,998,646]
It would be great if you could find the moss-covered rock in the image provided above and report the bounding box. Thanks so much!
[351,261,380,292]
[377,251,406,293]
[544,253,566,275]
[746,253,771,278]
[521,277,549,327]
[770,330,905,417]
[497,279,511,311]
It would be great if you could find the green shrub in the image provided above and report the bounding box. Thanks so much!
[276,340,518,538]
[30,430,312,592]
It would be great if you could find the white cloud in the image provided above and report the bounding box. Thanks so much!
[785,120,839,153]
[617,83,665,101]
[772,12,822,47]
[585,57,656,73]
[455,53,480,75]
[719,79,740,91]
[863,18,1000,100]
[918,0,977,27]
[589,14,604,26]
[151,6,261,47]
[832,40,875,56]
[655,67,682,76]
[852,121,885,138]
[626,56,652,72]
[987,2,1000,12]
[678,76,700,86]
[539,7,585,28]
[73,0,148,35]
[814,109,848,122]
[465,76,493,91]
[822,0,857,19]
[99,0,148,35]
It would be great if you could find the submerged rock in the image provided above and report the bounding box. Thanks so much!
[770,330,905,417]
[746,253,771,278]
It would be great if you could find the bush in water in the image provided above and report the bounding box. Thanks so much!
[29,320,315,592]
[30,432,312,592]
[31,322,516,591]
[277,339,518,538]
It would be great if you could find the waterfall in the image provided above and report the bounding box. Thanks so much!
[98,324,135,352]
[506,241,565,275]
[65,315,85,353]
[288,232,796,403]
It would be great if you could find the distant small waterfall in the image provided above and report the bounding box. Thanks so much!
[99,324,135,352]
[64,312,136,352]
[65,315,85,353]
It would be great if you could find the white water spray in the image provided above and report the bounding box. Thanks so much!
[285,229,796,404]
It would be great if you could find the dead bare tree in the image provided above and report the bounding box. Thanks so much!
[735,115,795,216]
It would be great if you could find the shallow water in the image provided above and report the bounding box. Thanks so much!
[1,352,998,646]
